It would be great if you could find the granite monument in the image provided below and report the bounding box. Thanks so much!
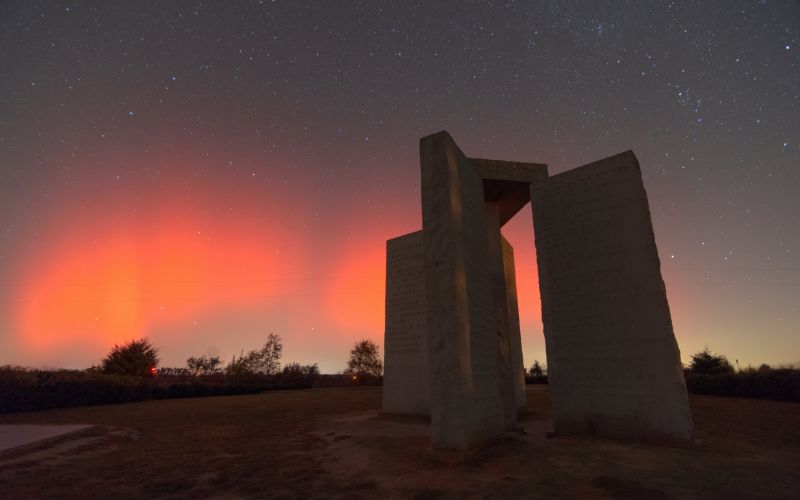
[383,131,692,450]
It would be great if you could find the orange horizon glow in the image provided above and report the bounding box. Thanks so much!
[11,179,548,369]
[14,176,316,360]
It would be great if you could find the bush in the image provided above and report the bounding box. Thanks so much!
[281,362,320,384]
[684,367,800,402]
[0,366,314,414]
[525,360,548,384]
[102,338,159,377]
[688,348,735,375]
[0,366,154,413]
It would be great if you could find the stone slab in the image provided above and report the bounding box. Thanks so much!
[383,231,429,415]
[530,151,693,442]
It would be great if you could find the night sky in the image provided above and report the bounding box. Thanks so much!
[1,1,798,373]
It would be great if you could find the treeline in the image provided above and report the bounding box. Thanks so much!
[682,348,799,402]
[0,336,385,414]
[0,366,274,413]
[524,349,799,403]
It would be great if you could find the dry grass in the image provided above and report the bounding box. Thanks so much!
[0,386,798,499]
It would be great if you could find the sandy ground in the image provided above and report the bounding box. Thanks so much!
[0,386,798,499]
[0,424,94,453]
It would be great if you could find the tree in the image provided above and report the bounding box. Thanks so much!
[247,333,283,375]
[345,339,383,378]
[225,352,252,377]
[688,347,735,375]
[101,338,159,377]
[529,360,545,378]
[186,355,222,376]
[224,334,283,377]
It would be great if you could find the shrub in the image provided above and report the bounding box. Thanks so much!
[688,348,735,375]
[0,366,154,413]
[684,367,800,402]
[101,338,159,377]
[186,355,222,376]
[281,362,320,384]
[526,360,548,384]
[0,365,314,414]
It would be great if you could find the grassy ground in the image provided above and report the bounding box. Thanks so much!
[0,386,798,499]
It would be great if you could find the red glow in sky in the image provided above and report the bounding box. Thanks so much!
[2,0,799,378]
[11,172,323,366]
[8,164,550,374]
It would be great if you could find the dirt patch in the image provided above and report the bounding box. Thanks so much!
[0,425,138,477]
[0,387,797,498]
[309,392,799,498]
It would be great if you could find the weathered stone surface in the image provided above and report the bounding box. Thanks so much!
[382,231,428,416]
[530,151,693,442]
[421,132,504,449]
[383,131,692,449]
[501,235,527,412]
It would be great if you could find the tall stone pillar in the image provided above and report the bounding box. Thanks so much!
[501,236,527,412]
[530,151,693,442]
[421,132,506,450]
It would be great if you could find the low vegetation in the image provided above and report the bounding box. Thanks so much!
[0,336,383,414]
[525,360,548,384]
[522,349,799,402]
[101,338,159,377]
[684,348,799,402]
[3,339,797,414]
[0,365,296,414]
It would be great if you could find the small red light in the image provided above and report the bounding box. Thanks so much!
[149,366,157,376]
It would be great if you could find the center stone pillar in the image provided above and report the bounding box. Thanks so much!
[486,202,518,430]
[421,133,506,450]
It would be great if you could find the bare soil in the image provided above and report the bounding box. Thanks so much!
[0,386,798,499]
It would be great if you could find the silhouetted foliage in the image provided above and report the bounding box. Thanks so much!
[224,333,283,377]
[526,360,548,384]
[187,355,222,376]
[312,373,368,387]
[0,365,313,414]
[157,367,191,377]
[684,365,800,402]
[281,362,320,384]
[225,352,251,377]
[345,339,383,380]
[688,347,735,375]
[0,366,153,413]
[101,338,159,377]
[251,333,284,375]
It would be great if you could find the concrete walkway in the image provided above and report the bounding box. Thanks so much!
[0,424,93,453]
